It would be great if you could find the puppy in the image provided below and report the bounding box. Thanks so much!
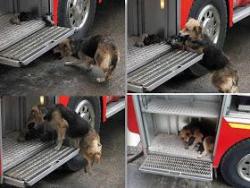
[50,110,69,150]
[135,33,163,47]
[199,136,215,158]
[168,18,239,93]
[17,105,45,142]
[54,35,120,83]
[79,129,102,173]
[10,8,54,26]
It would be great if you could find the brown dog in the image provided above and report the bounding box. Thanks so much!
[50,110,69,150]
[79,129,102,173]
[170,18,239,93]
[53,35,120,83]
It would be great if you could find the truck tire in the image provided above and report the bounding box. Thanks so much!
[220,139,250,188]
[58,0,96,39]
[188,0,228,77]
[65,96,101,172]
[68,96,101,132]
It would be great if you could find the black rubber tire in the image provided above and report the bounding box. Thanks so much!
[58,0,96,39]
[188,0,228,77]
[64,96,101,172]
[67,96,101,132]
[220,139,250,188]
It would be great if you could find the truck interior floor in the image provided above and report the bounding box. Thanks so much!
[148,134,212,162]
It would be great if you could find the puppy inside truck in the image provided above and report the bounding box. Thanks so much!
[127,0,250,93]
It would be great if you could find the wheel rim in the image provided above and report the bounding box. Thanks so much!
[197,4,221,44]
[75,100,95,129]
[67,0,90,31]
[237,154,250,182]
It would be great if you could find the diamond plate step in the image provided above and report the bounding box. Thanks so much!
[0,26,74,67]
[127,49,203,92]
[127,43,171,73]
[3,136,51,172]
[142,98,220,118]
[0,14,45,51]
[4,146,79,187]
[139,153,213,181]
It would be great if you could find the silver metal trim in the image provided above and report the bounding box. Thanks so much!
[127,83,144,93]
[3,176,25,188]
[106,99,125,118]
[233,5,250,23]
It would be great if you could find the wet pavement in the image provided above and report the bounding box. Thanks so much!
[0,0,125,95]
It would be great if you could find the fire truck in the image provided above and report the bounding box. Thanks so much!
[0,96,125,187]
[0,0,102,67]
[127,0,250,92]
[128,95,250,188]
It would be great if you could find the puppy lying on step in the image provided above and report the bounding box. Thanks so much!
[168,18,239,93]
[53,35,120,83]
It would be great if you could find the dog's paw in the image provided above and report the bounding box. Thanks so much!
[55,144,62,151]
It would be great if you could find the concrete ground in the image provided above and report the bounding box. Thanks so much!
[128,16,250,93]
[127,155,231,188]
[0,1,125,95]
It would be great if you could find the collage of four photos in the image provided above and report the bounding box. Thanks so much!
[0,0,250,188]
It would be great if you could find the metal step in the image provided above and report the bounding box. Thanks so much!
[0,14,45,51]
[142,98,220,118]
[4,146,79,188]
[127,49,203,92]
[127,43,171,73]
[0,26,74,67]
[106,98,125,118]
[139,153,213,181]
[233,5,250,23]
[3,136,51,172]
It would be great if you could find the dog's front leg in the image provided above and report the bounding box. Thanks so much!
[55,127,66,150]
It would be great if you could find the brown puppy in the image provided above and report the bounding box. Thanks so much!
[79,129,102,173]
[212,66,239,93]
[50,110,69,150]
[199,136,215,158]
[54,35,120,83]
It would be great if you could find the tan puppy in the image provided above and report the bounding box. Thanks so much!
[212,66,239,93]
[79,129,102,173]
[50,110,69,150]
[199,136,215,158]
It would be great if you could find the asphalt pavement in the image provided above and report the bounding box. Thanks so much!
[0,0,125,95]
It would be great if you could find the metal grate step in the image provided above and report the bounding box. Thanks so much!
[4,146,79,187]
[3,136,51,172]
[127,49,203,92]
[127,43,171,73]
[0,26,74,67]
[0,14,45,51]
[142,98,220,118]
[139,153,213,181]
